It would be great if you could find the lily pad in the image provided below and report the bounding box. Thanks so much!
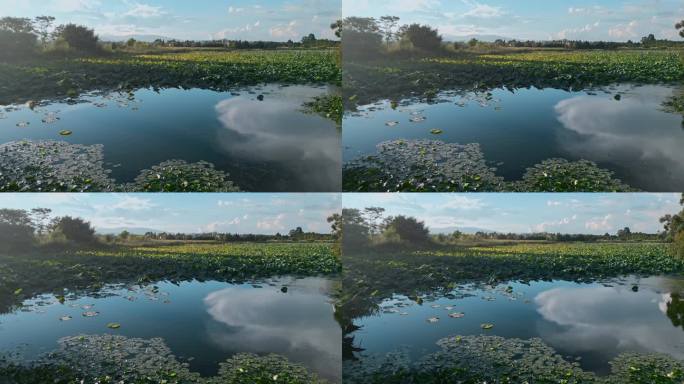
[107,322,121,329]
[430,129,443,135]
[426,317,440,323]
[59,130,73,136]
[481,323,494,330]
[449,312,465,318]
[59,316,72,321]
[385,121,399,127]
[82,311,99,317]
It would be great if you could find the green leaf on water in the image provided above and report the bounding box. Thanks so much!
[59,130,73,136]
[107,322,121,329]
[13,288,22,295]
[430,129,443,135]
[481,323,494,330]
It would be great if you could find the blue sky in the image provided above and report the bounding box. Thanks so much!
[0,0,340,41]
[343,0,684,41]
[0,193,341,234]
[343,193,681,235]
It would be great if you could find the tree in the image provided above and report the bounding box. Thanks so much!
[301,33,316,46]
[118,230,130,241]
[677,20,684,38]
[126,38,136,47]
[661,194,684,257]
[641,33,656,45]
[617,227,632,240]
[362,207,385,236]
[0,209,36,252]
[378,16,400,48]
[0,17,35,33]
[51,216,96,244]
[341,17,383,57]
[383,215,431,244]
[400,23,443,51]
[30,208,52,236]
[330,20,342,38]
[468,38,479,48]
[331,209,371,248]
[34,16,55,48]
[0,17,38,58]
[55,23,99,52]
[289,226,305,240]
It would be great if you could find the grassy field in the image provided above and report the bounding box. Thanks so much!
[344,48,684,106]
[0,48,342,120]
[0,241,340,314]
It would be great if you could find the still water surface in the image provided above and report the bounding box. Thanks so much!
[0,85,341,192]
[351,275,684,374]
[0,276,341,382]
[343,84,684,191]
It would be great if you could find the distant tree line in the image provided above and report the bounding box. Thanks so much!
[338,15,684,57]
[136,226,333,242]
[0,14,338,61]
[120,33,338,50]
[330,207,669,250]
[0,208,335,253]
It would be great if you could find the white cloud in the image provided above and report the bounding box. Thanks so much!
[609,20,639,38]
[585,214,613,231]
[228,6,244,13]
[123,2,166,18]
[462,1,503,18]
[270,20,299,38]
[256,213,287,231]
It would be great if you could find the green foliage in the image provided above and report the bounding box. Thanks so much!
[0,242,340,313]
[125,160,241,192]
[344,140,633,192]
[344,50,684,106]
[513,158,635,192]
[0,17,37,59]
[54,24,99,53]
[50,216,96,244]
[0,335,324,384]
[0,49,341,105]
[303,94,343,125]
[341,17,383,58]
[400,24,443,52]
[677,20,684,38]
[344,335,684,384]
[383,215,430,244]
[0,209,36,252]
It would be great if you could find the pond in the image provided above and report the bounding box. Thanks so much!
[343,84,684,191]
[348,275,684,375]
[0,84,341,192]
[0,276,341,382]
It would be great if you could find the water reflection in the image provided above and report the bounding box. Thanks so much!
[350,276,684,374]
[203,277,341,382]
[535,284,684,370]
[215,90,341,192]
[554,85,684,191]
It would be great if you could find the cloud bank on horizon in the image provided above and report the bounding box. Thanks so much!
[0,194,341,235]
[0,0,340,41]
[343,0,684,42]
[343,193,680,235]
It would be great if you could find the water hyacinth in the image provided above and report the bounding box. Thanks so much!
[0,140,243,192]
[344,139,637,192]
[0,140,115,192]
[0,334,328,383]
[343,335,684,384]
[343,139,505,192]
[125,160,241,192]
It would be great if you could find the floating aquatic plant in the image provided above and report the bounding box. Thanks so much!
[343,139,505,192]
[344,140,637,192]
[0,334,328,383]
[513,158,636,192]
[0,140,115,192]
[125,160,241,192]
[344,334,684,383]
